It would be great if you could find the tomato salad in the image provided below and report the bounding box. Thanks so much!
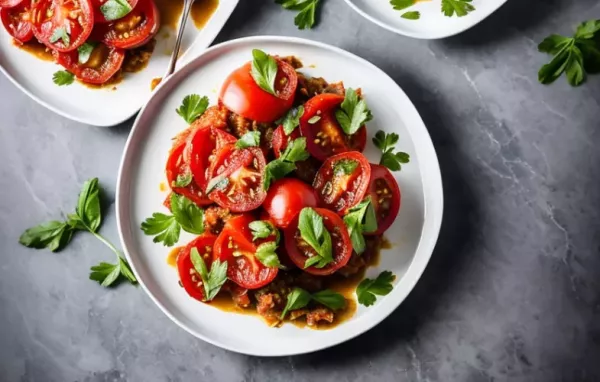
[141,50,411,328]
[0,0,160,86]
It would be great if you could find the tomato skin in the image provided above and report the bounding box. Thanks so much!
[0,1,33,44]
[214,214,278,289]
[32,0,94,52]
[92,0,139,23]
[364,164,401,236]
[0,0,25,8]
[219,59,298,123]
[177,233,218,302]
[313,151,371,215]
[284,208,352,276]
[300,93,367,161]
[54,43,125,84]
[100,0,159,49]
[263,178,318,229]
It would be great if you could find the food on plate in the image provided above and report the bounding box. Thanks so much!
[390,0,476,21]
[141,49,411,329]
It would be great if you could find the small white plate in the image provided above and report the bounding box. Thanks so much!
[116,36,444,356]
[344,0,507,39]
[0,0,238,127]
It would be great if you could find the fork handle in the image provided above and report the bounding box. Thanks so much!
[164,0,195,77]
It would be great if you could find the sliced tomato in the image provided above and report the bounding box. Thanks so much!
[207,144,267,212]
[364,164,401,236]
[214,214,278,289]
[219,58,298,123]
[300,93,367,161]
[284,208,352,276]
[54,42,124,84]
[0,0,25,8]
[92,0,138,23]
[31,0,94,52]
[313,151,371,215]
[177,233,217,302]
[263,178,318,229]
[100,0,158,49]
[1,1,33,44]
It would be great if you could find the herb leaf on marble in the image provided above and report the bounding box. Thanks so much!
[275,0,320,30]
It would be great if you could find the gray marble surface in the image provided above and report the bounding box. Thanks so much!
[1,0,600,381]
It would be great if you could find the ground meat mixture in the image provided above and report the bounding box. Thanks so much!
[203,206,236,235]
[122,39,156,73]
[306,308,334,326]
[296,73,347,103]
[191,105,229,131]
[226,112,276,156]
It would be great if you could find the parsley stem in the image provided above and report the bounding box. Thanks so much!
[91,231,123,259]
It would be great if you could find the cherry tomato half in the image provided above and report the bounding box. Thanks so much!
[100,0,158,49]
[300,93,367,161]
[207,144,267,212]
[92,0,138,24]
[219,58,298,123]
[313,151,371,215]
[284,208,352,276]
[177,233,217,302]
[0,1,33,44]
[214,214,278,289]
[0,0,25,8]
[32,0,94,52]
[263,178,318,229]
[55,43,125,84]
[364,164,401,236]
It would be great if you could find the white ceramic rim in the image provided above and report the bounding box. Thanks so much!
[115,35,444,356]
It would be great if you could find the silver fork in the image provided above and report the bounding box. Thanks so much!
[164,0,195,77]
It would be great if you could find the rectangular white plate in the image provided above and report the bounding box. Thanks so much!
[0,0,239,126]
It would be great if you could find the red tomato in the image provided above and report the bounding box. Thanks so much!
[364,164,401,236]
[31,0,94,52]
[219,58,298,123]
[263,178,318,229]
[54,43,125,84]
[0,1,33,44]
[177,233,217,302]
[284,208,352,276]
[0,0,25,8]
[100,0,159,49]
[313,151,371,215]
[207,144,267,212]
[271,124,300,158]
[300,93,367,161]
[214,214,278,289]
[92,0,138,23]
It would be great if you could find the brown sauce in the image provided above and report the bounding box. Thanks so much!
[155,0,219,30]
[16,40,54,61]
[167,246,183,267]
[151,77,163,90]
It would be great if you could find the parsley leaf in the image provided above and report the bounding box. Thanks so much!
[251,49,278,95]
[280,136,310,162]
[205,175,229,194]
[68,178,102,233]
[298,207,333,269]
[441,0,475,17]
[140,213,180,246]
[19,221,73,252]
[401,11,420,20]
[141,194,204,246]
[357,271,395,307]
[343,197,378,255]
[249,220,279,242]
[176,94,209,124]
[89,257,136,287]
[100,0,133,21]
[372,130,410,171]
[78,42,97,64]
[307,115,321,124]
[49,27,70,47]
[255,241,281,268]
[190,247,228,301]
[390,0,416,11]
[235,131,261,149]
[170,193,204,234]
[311,289,346,310]
[335,88,373,135]
[280,287,312,319]
[263,138,309,189]
[275,0,320,30]
[53,70,74,86]
[333,159,358,176]
[276,105,304,135]
[280,288,345,319]
[172,171,192,188]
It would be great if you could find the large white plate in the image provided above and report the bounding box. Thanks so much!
[344,0,507,39]
[116,36,444,356]
[0,0,238,127]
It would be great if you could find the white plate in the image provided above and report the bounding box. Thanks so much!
[344,0,507,39]
[116,36,444,356]
[0,0,238,127]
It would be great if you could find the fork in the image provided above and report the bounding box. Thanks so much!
[164,0,195,77]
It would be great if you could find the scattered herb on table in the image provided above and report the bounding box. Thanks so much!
[275,0,321,30]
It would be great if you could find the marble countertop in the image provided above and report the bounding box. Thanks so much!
[1,0,599,381]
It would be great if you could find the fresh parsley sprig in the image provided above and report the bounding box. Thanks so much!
[249,220,282,268]
[78,42,97,65]
[390,0,416,11]
[263,137,310,189]
[280,287,346,319]
[235,131,261,149]
[53,70,74,86]
[49,27,70,47]
[141,193,204,247]
[372,130,410,171]
[333,159,358,176]
[176,94,209,124]
[298,208,333,269]
[101,0,133,21]
[19,178,137,288]
[190,247,228,301]
[343,197,378,255]
[275,0,320,30]
[249,220,280,242]
[357,271,395,306]
[441,0,475,17]
[335,88,373,136]
[276,106,304,135]
[401,11,420,20]
[538,20,600,86]
[251,49,278,95]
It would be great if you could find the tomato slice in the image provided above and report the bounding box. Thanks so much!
[0,0,24,7]
[214,214,278,289]
[92,0,138,23]
[284,208,352,276]
[100,0,158,49]
[313,151,371,215]
[31,0,94,52]
[364,164,401,236]
[300,93,367,161]
[263,178,318,229]
[1,1,33,44]
[177,233,217,302]
[219,58,298,123]
[54,43,125,84]
[207,144,267,212]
